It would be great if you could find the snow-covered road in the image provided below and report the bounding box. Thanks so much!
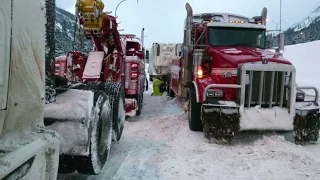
[58,83,320,180]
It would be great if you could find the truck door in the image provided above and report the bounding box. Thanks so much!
[0,0,11,111]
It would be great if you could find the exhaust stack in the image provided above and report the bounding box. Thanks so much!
[180,2,193,99]
[185,3,193,48]
[261,7,267,25]
[141,28,144,50]
[141,28,145,58]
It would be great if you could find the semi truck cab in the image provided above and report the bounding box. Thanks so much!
[169,3,320,143]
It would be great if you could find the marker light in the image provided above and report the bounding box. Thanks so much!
[197,66,203,78]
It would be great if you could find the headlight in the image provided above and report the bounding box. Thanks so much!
[206,89,224,98]
[296,90,305,102]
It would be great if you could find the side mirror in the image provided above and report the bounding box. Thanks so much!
[146,50,149,60]
[202,56,212,63]
[279,32,285,51]
[178,51,182,56]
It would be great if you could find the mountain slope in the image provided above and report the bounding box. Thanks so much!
[55,7,92,56]
[292,5,320,32]
[284,5,320,45]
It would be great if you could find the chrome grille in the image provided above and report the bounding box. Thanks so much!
[237,64,296,110]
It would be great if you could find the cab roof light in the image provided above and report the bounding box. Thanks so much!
[229,20,246,24]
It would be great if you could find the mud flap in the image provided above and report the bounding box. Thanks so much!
[201,105,240,142]
[294,107,320,143]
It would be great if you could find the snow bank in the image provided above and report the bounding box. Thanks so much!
[283,40,320,93]
[107,99,320,180]
[156,113,320,180]
[44,89,94,122]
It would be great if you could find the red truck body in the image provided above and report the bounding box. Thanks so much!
[55,34,146,116]
[170,46,293,103]
[168,3,320,143]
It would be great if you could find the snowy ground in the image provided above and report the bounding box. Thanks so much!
[58,90,320,180]
[57,41,320,180]
[58,82,320,180]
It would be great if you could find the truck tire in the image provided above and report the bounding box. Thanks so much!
[136,92,143,116]
[294,109,320,143]
[188,88,203,131]
[76,81,125,141]
[58,155,76,174]
[74,90,113,175]
[104,82,125,141]
[169,88,175,97]
[168,77,175,98]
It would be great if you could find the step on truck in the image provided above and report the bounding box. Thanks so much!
[169,3,320,143]
[0,0,60,179]
[46,0,145,175]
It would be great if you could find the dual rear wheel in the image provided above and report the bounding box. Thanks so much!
[58,82,125,175]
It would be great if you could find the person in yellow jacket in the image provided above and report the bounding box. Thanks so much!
[151,76,165,96]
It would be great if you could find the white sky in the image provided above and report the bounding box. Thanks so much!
[56,0,320,48]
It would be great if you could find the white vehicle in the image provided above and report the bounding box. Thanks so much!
[148,43,182,82]
[0,0,60,179]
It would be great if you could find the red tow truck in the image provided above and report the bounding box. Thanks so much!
[54,32,146,116]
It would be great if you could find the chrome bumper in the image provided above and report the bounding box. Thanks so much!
[203,63,319,114]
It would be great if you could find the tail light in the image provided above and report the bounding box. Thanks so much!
[125,63,139,84]
[55,63,60,75]
[131,72,138,77]
[131,63,138,68]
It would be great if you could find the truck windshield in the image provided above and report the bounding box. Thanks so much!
[208,27,266,49]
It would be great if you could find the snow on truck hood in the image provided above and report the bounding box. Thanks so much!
[208,47,292,65]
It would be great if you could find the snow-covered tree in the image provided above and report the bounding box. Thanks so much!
[45,0,56,104]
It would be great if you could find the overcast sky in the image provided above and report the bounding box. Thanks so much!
[56,0,320,48]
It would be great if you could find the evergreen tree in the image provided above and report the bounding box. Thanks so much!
[45,0,56,104]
